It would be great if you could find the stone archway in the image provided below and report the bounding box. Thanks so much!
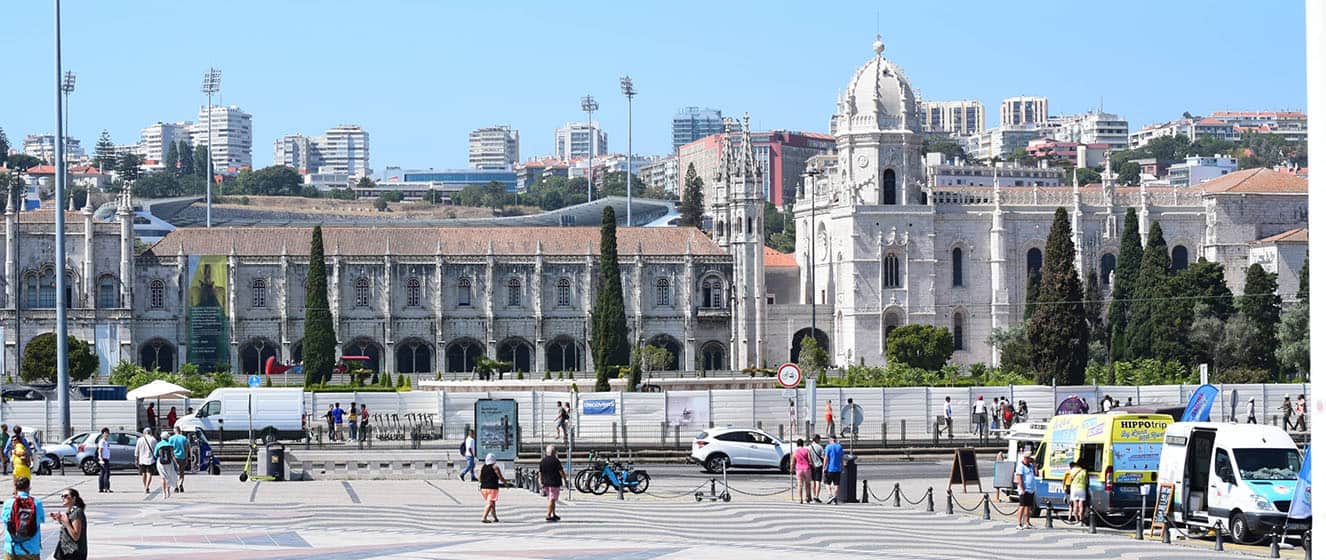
[239,337,280,375]
[645,334,681,371]
[395,338,433,374]
[790,328,830,363]
[445,338,484,373]
[342,337,383,373]
[545,336,582,373]
[497,338,533,373]
[139,338,176,373]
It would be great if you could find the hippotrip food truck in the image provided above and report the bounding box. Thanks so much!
[1032,414,1171,516]
[1158,422,1303,544]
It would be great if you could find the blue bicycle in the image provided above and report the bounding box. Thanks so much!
[590,460,650,495]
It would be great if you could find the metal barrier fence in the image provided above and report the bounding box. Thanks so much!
[0,382,1309,448]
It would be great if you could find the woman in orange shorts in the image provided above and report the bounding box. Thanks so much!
[479,453,507,523]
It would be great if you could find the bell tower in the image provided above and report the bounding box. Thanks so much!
[725,114,765,370]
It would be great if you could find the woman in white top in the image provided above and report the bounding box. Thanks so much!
[136,428,158,494]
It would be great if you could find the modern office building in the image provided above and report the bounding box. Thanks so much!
[272,125,370,177]
[918,100,985,136]
[137,122,193,170]
[190,105,253,171]
[468,126,520,169]
[401,169,519,192]
[678,129,835,207]
[553,121,607,161]
[672,107,725,151]
[21,134,84,164]
[1000,96,1048,126]
[1047,111,1129,151]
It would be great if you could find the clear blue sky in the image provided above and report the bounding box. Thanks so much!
[0,0,1307,171]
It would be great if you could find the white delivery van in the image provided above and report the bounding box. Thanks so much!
[176,388,305,443]
[1158,422,1303,544]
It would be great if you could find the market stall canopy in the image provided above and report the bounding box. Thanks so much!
[126,380,192,400]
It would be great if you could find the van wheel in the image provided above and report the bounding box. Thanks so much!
[1230,512,1263,545]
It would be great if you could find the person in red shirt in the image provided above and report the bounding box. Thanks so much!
[146,403,157,429]
[167,407,178,428]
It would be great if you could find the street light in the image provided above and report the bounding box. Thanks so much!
[805,168,822,340]
[619,76,636,225]
[61,71,75,172]
[201,68,222,228]
[53,0,72,439]
[580,94,598,203]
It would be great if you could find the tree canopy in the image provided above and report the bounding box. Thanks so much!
[885,324,955,371]
[1026,207,1089,384]
[236,165,303,196]
[20,334,97,383]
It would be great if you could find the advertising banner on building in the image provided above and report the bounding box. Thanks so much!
[474,399,519,462]
[95,324,120,377]
[581,399,617,416]
[186,255,228,370]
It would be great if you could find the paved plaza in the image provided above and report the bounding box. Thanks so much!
[12,468,1295,559]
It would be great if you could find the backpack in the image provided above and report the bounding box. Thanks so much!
[157,444,174,464]
[458,439,468,456]
[7,496,35,541]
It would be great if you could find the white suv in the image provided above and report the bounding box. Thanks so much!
[690,427,790,473]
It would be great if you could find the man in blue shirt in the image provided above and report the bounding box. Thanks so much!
[169,427,190,493]
[2,476,44,559]
[1015,451,1038,529]
[1,427,30,462]
[822,435,844,504]
[332,403,345,442]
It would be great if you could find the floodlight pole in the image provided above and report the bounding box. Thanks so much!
[201,68,222,228]
[581,95,598,203]
[53,0,71,439]
[620,76,636,225]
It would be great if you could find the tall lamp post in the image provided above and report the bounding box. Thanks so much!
[60,71,75,175]
[201,68,222,228]
[580,94,598,203]
[619,76,636,226]
[53,0,72,438]
[805,168,821,339]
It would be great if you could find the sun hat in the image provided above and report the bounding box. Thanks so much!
[484,453,496,465]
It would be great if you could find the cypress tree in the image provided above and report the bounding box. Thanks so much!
[1084,267,1105,343]
[178,140,195,176]
[1026,208,1089,385]
[1108,208,1143,361]
[1238,263,1282,375]
[303,226,337,386]
[1123,222,1185,362]
[194,144,209,177]
[1299,256,1309,303]
[591,207,630,391]
[1023,271,1041,321]
[679,163,705,228]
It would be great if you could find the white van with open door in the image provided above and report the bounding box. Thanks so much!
[1158,422,1302,544]
[176,388,306,443]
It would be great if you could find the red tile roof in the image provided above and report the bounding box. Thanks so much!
[148,226,725,257]
[1195,168,1307,194]
[1255,227,1307,244]
[764,247,798,268]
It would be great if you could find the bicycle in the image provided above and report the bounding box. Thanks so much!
[574,451,606,493]
[589,459,650,495]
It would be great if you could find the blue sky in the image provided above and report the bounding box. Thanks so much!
[0,1,1307,171]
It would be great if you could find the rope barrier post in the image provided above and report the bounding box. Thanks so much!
[1270,539,1281,558]
[861,480,869,503]
[926,487,934,512]
[982,494,991,520]
[893,483,901,508]
[1214,521,1224,551]
[1089,509,1097,534]
[1135,508,1144,540]
[1044,499,1053,528]
[946,490,954,515]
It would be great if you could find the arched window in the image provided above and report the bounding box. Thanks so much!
[655,278,671,306]
[507,277,521,307]
[951,247,965,287]
[457,278,472,307]
[556,278,571,307]
[1100,253,1117,286]
[746,217,753,234]
[701,342,725,371]
[953,312,966,351]
[149,279,165,309]
[405,277,421,307]
[25,270,58,309]
[1026,248,1043,275]
[883,254,901,288]
[251,278,268,308]
[882,168,897,205]
[701,277,723,308]
[1171,245,1189,271]
[354,277,370,307]
[97,276,118,308]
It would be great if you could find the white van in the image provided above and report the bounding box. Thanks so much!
[176,388,306,443]
[1158,422,1303,544]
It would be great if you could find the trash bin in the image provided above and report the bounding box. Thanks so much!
[266,443,285,481]
[837,454,858,503]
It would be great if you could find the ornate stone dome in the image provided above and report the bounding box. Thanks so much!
[834,35,919,135]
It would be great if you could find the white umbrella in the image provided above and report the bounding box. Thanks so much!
[126,380,192,401]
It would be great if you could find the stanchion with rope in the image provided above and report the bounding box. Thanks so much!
[1214,520,1225,551]
[893,483,901,507]
[925,487,934,513]
[861,480,869,503]
[1089,508,1098,534]
[982,494,991,520]
[1044,499,1054,528]
[946,489,954,515]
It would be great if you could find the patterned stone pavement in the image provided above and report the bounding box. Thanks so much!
[19,473,1289,559]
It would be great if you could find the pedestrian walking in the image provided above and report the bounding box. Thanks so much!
[1015,451,1038,529]
[792,439,813,504]
[169,427,189,492]
[333,403,346,441]
[1017,401,1028,423]
[1295,394,1308,431]
[823,435,844,504]
[824,400,835,438]
[479,454,506,523]
[324,404,336,441]
[554,402,570,442]
[153,435,178,499]
[539,445,566,522]
[1281,395,1294,431]
[1246,398,1257,424]
[9,435,31,482]
[808,434,825,502]
[96,428,112,494]
[167,406,178,429]
[941,397,954,439]
[348,401,358,442]
[0,425,10,475]
[459,429,477,481]
[51,488,86,560]
[3,476,44,560]
[136,428,157,494]
[359,404,370,441]
[145,403,157,431]
[844,398,861,442]
[1100,395,1113,413]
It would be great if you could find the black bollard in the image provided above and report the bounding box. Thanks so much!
[1214,521,1225,551]
[862,480,869,503]
[1135,510,1144,540]
[946,490,954,515]
[1088,509,1097,534]
[1270,539,1281,558]
[893,483,901,508]
[1045,500,1053,528]
[926,487,934,513]
[1162,520,1170,543]
[982,494,991,520]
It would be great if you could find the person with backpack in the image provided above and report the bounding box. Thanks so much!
[458,429,477,481]
[3,476,44,559]
[348,401,358,442]
[135,428,157,494]
[808,434,825,503]
[51,487,86,560]
[359,404,370,441]
[153,435,179,499]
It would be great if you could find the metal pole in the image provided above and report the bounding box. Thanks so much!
[620,76,634,226]
[206,89,213,227]
[53,0,72,439]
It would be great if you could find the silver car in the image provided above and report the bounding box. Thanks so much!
[76,431,141,475]
[46,432,89,468]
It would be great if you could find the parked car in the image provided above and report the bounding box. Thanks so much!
[76,431,142,475]
[690,427,790,473]
[45,432,90,468]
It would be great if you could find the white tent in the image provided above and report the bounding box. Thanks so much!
[126,380,192,401]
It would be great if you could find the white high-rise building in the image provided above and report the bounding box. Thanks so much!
[138,121,193,170]
[1048,111,1129,151]
[553,121,607,161]
[918,100,985,135]
[273,125,369,177]
[468,126,519,169]
[1000,96,1048,126]
[21,134,84,164]
[191,105,253,171]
